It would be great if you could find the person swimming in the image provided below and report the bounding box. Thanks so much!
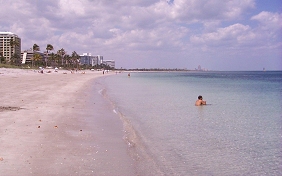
[195,95,206,106]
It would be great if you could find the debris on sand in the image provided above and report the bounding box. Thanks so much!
[0,106,22,112]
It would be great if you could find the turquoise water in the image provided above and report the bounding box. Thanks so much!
[97,71,282,175]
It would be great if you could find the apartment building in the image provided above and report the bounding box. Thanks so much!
[0,32,21,62]
[103,60,115,68]
[80,53,104,67]
[21,50,45,64]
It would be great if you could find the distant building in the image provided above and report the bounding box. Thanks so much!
[103,60,115,68]
[96,55,103,65]
[198,65,201,71]
[21,50,45,64]
[0,32,21,62]
[80,53,93,65]
[195,65,208,71]
[79,53,104,67]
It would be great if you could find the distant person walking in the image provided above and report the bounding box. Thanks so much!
[195,95,206,106]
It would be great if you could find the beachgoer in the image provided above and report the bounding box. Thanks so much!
[195,95,206,106]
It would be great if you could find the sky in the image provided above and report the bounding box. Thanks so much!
[0,0,281,70]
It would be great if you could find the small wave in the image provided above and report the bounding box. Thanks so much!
[98,85,164,175]
[98,88,108,97]
[113,109,118,114]
[98,89,103,95]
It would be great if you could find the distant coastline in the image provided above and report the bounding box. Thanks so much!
[119,69,282,72]
[118,68,195,72]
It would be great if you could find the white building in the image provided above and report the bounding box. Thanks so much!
[96,55,103,65]
[79,53,104,67]
[103,60,115,68]
[21,50,44,64]
[0,32,21,62]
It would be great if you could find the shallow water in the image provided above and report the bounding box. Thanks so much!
[97,71,282,175]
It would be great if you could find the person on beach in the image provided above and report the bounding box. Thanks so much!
[195,95,206,106]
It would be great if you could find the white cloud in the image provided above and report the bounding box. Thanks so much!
[155,0,255,22]
[0,0,281,70]
[190,11,282,51]
[251,11,282,35]
[190,23,253,47]
[58,0,86,16]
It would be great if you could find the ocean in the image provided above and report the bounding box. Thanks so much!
[94,71,282,176]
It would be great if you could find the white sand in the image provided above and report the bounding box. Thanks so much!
[0,68,136,175]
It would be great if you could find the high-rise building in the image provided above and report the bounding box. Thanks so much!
[79,53,105,67]
[97,55,103,65]
[0,32,21,62]
[80,53,96,66]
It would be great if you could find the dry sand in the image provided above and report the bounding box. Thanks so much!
[0,68,136,175]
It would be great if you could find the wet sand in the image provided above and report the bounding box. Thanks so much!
[0,68,136,175]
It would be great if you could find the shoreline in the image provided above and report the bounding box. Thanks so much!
[0,68,136,175]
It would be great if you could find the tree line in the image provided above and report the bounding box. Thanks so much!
[0,39,113,70]
[29,43,80,69]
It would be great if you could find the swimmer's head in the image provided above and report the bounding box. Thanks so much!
[198,95,203,100]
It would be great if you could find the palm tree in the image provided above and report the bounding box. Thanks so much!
[32,53,42,67]
[46,44,53,53]
[49,53,56,67]
[32,44,40,67]
[46,44,54,67]
[0,52,5,63]
[64,54,71,68]
[9,38,20,64]
[9,38,20,48]
[10,53,21,66]
[54,53,60,67]
[71,51,80,69]
[9,38,15,48]
[33,44,40,52]
[57,48,65,67]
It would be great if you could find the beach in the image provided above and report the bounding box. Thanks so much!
[1,70,281,175]
[0,68,136,175]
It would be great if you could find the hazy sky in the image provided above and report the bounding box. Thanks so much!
[1,0,281,70]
